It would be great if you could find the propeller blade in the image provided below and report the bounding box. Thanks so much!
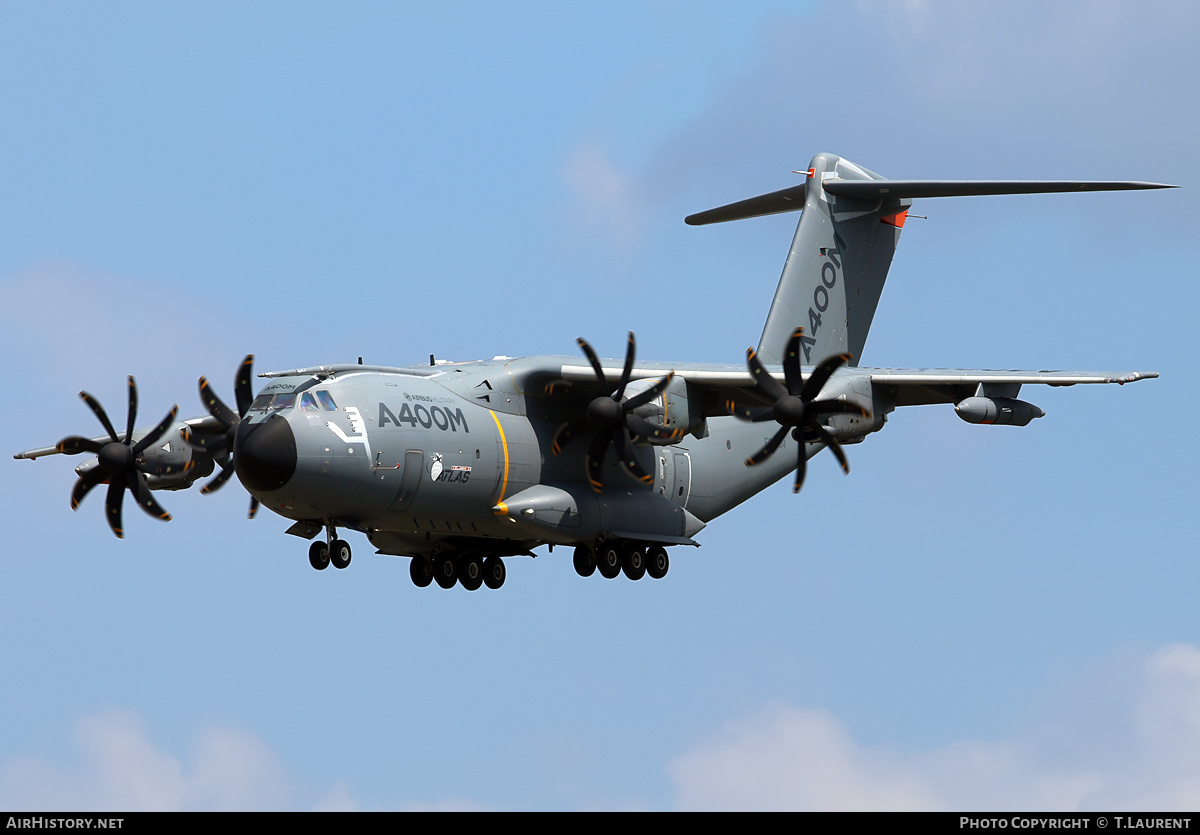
[124,376,138,444]
[70,468,107,510]
[56,436,105,455]
[200,461,236,495]
[624,413,684,445]
[585,432,609,493]
[199,376,238,426]
[793,444,807,493]
[182,426,229,452]
[79,392,120,443]
[612,427,654,485]
[800,353,852,402]
[782,327,805,394]
[127,471,171,521]
[137,458,195,478]
[746,348,788,402]
[234,354,255,416]
[131,405,180,456]
[248,496,259,519]
[551,419,588,456]
[808,421,850,475]
[105,478,126,538]
[808,399,871,418]
[622,372,674,412]
[745,425,789,467]
[576,337,607,386]
[572,333,678,488]
[615,332,636,399]
[725,399,774,422]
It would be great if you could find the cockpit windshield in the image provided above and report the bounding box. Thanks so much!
[249,389,338,412]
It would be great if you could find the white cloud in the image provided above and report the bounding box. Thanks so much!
[669,644,1200,811]
[0,260,228,394]
[562,141,642,249]
[0,711,354,812]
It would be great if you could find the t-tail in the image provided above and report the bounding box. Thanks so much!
[686,152,1175,366]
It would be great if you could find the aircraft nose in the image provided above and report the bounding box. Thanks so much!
[234,414,297,492]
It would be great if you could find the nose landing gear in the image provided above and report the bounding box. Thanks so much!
[308,523,352,571]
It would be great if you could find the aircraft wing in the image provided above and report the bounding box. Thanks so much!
[13,414,223,460]
[852,368,1156,406]
[556,361,1156,414]
[559,362,1155,388]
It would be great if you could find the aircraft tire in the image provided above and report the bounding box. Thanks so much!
[410,557,434,588]
[434,555,457,589]
[646,546,669,579]
[573,545,596,578]
[621,545,646,581]
[308,540,330,571]
[483,556,506,589]
[597,544,621,579]
[459,556,483,591]
[330,539,352,570]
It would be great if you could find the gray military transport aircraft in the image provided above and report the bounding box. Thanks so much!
[15,153,1171,591]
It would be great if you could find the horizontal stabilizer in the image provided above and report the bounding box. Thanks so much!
[684,183,807,226]
[822,179,1177,200]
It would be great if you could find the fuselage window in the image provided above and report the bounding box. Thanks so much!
[316,391,337,411]
[300,392,320,412]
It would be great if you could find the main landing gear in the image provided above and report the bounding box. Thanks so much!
[574,541,669,581]
[408,554,507,590]
[308,524,352,571]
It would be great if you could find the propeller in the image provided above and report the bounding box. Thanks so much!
[728,327,870,493]
[55,377,187,538]
[551,332,684,492]
[184,354,261,518]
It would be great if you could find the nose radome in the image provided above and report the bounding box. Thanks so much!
[234,414,296,492]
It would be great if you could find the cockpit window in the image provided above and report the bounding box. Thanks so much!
[299,392,320,412]
[250,392,297,411]
[316,390,337,411]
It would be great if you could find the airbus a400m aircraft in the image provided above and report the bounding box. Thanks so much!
[15,153,1169,591]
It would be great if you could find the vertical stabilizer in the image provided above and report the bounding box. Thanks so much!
[757,153,909,365]
[686,155,1171,364]
[686,154,1171,367]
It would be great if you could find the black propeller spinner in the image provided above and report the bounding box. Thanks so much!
[551,332,684,492]
[184,354,261,518]
[55,377,187,538]
[729,327,871,493]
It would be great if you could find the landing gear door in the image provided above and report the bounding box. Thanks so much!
[388,450,424,513]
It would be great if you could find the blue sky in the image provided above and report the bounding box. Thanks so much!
[1,0,1198,810]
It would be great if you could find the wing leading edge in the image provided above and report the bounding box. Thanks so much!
[556,362,1156,414]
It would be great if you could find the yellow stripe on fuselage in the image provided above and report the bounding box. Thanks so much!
[489,409,510,504]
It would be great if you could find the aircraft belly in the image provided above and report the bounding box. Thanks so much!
[685,417,800,521]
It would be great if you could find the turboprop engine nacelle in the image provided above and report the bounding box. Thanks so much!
[955,396,1045,427]
[816,375,884,443]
